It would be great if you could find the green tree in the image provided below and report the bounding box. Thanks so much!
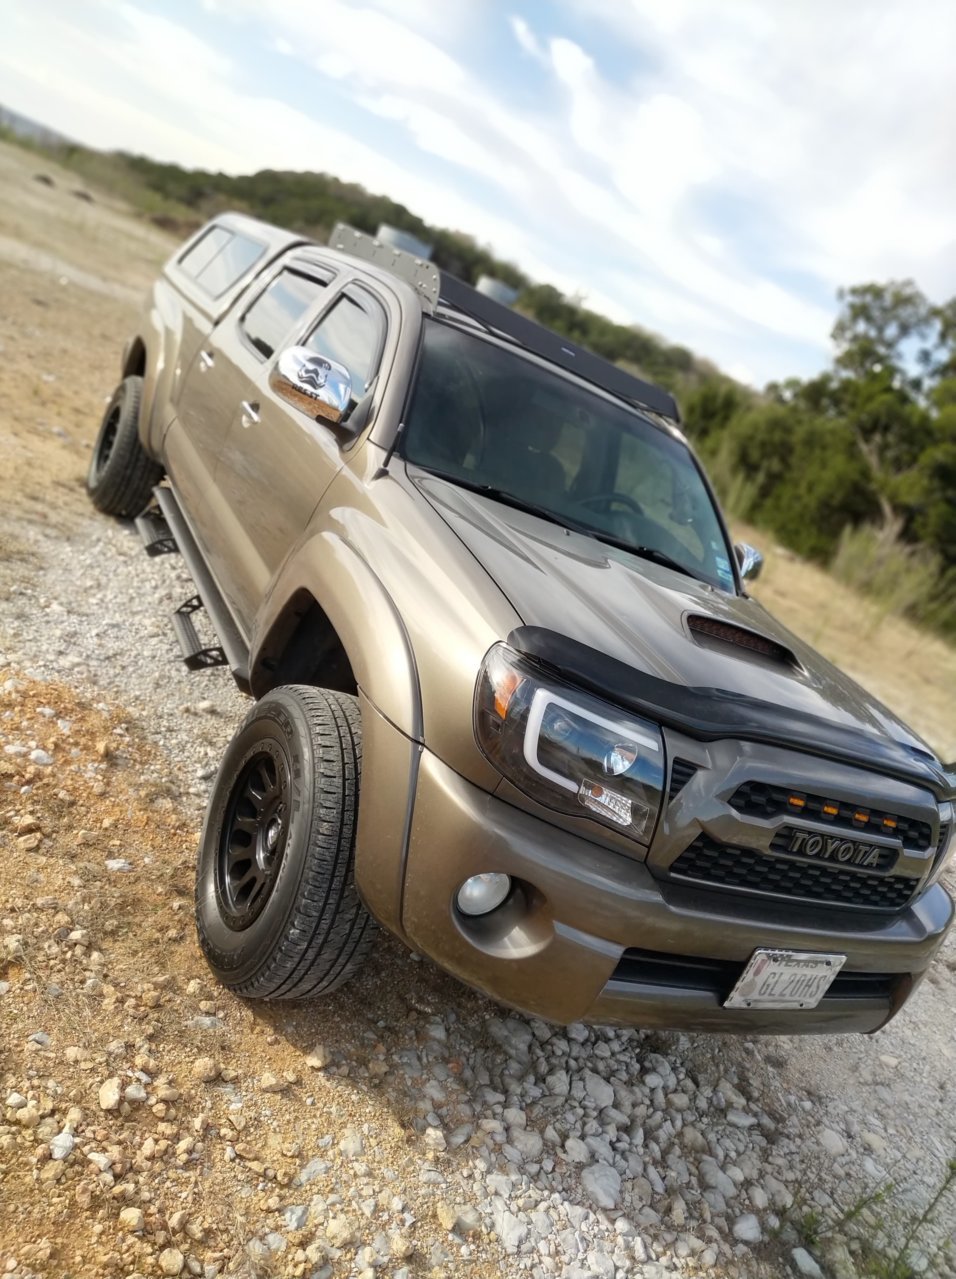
[831,280,933,385]
[709,403,879,561]
[682,377,751,451]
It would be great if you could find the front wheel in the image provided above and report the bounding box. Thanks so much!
[87,375,163,517]
[195,686,375,1000]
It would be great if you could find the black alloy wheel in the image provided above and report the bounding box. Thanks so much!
[91,404,121,482]
[217,746,289,929]
[196,685,375,1000]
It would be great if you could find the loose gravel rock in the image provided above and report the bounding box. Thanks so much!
[3,524,956,1279]
[97,1077,121,1112]
[191,1056,220,1083]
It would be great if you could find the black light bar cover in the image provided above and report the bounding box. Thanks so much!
[509,625,956,800]
[438,274,680,424]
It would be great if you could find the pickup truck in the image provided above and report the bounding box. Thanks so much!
[87,212,955,1034]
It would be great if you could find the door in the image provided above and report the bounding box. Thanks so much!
[212,282,387,627]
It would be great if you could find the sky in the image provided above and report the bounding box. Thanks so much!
[2,0,955,386]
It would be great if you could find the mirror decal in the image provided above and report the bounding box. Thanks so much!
[297,356,331,392]
[269,346,352,425]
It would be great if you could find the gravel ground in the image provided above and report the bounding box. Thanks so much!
[2,505,956,1279]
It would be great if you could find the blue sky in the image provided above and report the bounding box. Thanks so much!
[3,0,955,385]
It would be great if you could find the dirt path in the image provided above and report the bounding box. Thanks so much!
[1,140,954,1279]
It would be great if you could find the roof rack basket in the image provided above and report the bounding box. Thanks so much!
[329,222,680,424]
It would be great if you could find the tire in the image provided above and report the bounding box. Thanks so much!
[87,375,163,517]
[195,685,375,1000]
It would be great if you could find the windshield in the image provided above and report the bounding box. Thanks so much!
[402,319,737,592]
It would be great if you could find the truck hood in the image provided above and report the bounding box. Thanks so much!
[415,474,950,794]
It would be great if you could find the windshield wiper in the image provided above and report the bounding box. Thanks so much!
[620,543,700,581]
[576,528,701,581]
[415,467,705,582]
[416,470,590,535]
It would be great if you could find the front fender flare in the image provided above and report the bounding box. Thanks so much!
[251,531,422,742]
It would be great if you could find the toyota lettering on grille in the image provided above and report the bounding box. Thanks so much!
[786,829,886,869]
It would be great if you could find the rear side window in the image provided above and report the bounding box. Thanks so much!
[240,270,330,360]
[195,232,265,297]
[178,226,266,298]
[178,226,230,278]
[303,294,385,400]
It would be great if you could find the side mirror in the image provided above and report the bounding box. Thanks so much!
[269,346,352,426]
[734,542,764,582]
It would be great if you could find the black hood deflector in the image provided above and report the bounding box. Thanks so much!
[510,626,955,800]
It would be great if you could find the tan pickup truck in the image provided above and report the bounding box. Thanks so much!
[87,213,955,1034]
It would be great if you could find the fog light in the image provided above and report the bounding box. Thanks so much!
[456,872,512,916]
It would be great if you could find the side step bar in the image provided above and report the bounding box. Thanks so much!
[172,595,228,671]
[147,486,251,691]
[134,508,177,557]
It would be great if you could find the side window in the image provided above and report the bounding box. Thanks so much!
[240,270,329,360]
[194,231,265,298]
[303,293,385,401]
[177,226,230,279]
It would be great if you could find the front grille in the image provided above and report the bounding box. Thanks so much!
[612,947,896,1003]
[668,758,698,802]
[729,780,932,851]
[932,824,951,878]
[670,834,917,912]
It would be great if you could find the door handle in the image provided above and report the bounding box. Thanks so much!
[199,350,214,370]
[240,400,261,428]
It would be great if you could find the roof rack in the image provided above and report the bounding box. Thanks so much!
[328,223,680,424]
[330,223,440,309]
[437,275,679,423]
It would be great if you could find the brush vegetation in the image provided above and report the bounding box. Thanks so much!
[789,1156,956,1278]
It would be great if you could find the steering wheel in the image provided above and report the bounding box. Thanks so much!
[573,491,646,517]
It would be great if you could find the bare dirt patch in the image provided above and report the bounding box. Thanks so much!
[0,673,511,1279]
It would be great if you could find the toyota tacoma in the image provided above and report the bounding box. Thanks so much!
[86,213,956,1034]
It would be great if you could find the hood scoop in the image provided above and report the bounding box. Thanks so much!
[687,615,799,670]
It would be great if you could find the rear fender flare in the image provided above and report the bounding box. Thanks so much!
[138,285,183,460]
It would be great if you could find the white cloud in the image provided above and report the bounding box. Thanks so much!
[2,0,954,384]
[357,93,533,200]
[574,0,956,296]
[205,0,839,361]
[510,14,546,64]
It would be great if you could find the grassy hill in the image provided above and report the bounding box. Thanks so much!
[0,109,715,397]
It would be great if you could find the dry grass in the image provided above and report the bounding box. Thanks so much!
[738,525,956,762]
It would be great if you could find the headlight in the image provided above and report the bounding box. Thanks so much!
[475,644,665,842]
[928,804,956,887]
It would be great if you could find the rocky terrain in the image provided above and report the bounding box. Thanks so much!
[1,139,954,1279]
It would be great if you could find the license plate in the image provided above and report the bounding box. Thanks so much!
[724,948,846,1010]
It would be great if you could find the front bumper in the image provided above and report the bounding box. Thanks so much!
[400,750,953,1034]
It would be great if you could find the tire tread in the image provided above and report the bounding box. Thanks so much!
[196,686,375,1001]
[87,377,163,518]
